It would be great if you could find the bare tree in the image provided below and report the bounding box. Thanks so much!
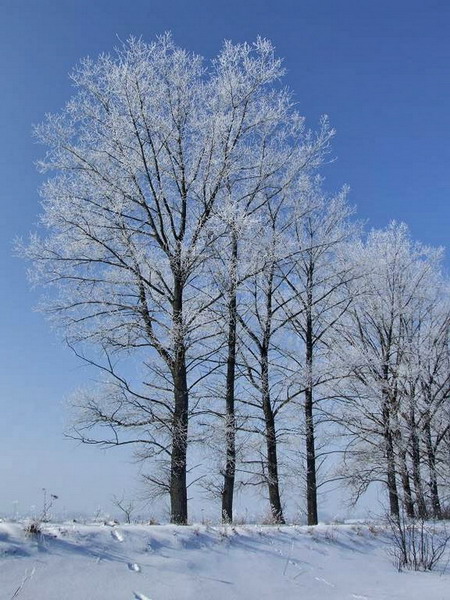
[335,223,444,517]
[201,204,263,522]
[419,313,450,518]
[233,200,300,524]
[278,181,357,524]
[112,493,136,523]
[21,35,332,524]
[399,290,450,518]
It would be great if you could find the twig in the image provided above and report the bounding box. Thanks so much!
[10,567,36,599]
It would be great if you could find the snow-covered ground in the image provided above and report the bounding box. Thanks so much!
[0,521,448,599]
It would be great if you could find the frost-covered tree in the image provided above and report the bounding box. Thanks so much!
[397,283,450,518]
[204,166,330,523]
[280,180,357,524]
[199,203,266,522]
[22,35,332,524]
[235,204,296,524]
[418,305,450,517]
[335,223,445,517]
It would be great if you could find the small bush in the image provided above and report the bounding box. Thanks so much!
[387,512,450,571]
[324,525,338,542]
[24,521,42,537]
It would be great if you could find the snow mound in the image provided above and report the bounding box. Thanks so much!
[0,522,448,599]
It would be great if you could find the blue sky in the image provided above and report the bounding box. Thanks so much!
[1,0,449,518]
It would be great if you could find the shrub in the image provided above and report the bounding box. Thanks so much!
[387,512,450,571]
[24,521,42,537]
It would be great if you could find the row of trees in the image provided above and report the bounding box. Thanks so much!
[335,225,450,521]
[23,36,449,524]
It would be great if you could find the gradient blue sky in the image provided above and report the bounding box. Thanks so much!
[1,0,449,518]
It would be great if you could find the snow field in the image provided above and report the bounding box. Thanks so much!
[0,521,449,600]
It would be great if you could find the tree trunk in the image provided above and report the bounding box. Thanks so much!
[424,416,442,519]
[409,401,428,519]
[399,448,415,518]
[411,450,428,519]
[170,276,189,524]
[222,236,238,523]
[304,275,318,525]
[261,348,285,524]
[382,395,400,517]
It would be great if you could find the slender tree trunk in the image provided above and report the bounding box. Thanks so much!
[304,292,318,525]
[409,401,428,519]
[424,416,442,519]
[261,348,285,524]
[170,276,189,524]
[399,447,415,518]
[411,449,427,519]
[222,236,238,523]
[382,393,400,517]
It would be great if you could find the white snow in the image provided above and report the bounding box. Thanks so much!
[0,521,449,599]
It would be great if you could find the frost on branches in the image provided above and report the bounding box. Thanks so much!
[334,223,450,519]
[22,35,332,524]
[21,35,449,525]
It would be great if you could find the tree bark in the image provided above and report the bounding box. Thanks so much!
[304,270,318,525]
[222,236,238,523]
[409,401,428,519]
[424,416,442,519]
[261,348,285,524]
[382,394,400,517]
[170,276,189,524]
[399,448,415,518]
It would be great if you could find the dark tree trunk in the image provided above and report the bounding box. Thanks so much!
[411,452,428,519]
[222,236,238,523]
[424,416,442,519]
[261,348,285,524]
[304,274,318,525]
[399,448,415,518]
[409,401,428,519]
[382,394,400,517]
[170,276,189,524]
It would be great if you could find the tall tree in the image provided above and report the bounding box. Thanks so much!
[237,209,291,523]
[400,288,450,518]
[206,203,265,523]
[335,223,443,517]
[280,181,357,524]
[22,35,331,524]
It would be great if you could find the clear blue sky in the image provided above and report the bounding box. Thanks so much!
[1,0,449,518]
